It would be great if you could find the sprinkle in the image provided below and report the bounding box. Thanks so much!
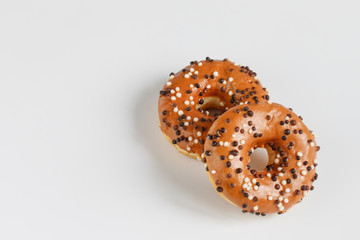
[228,155,234,160]
[254,185,259,190]
[232,134,236,137]
[190,68,194,72]
[276,154,280,158]
[277,167,282,171]
[252,179,257,184]
[198,62,203,66]
[297,152,303,157]
[176,93,182,98]
[284,198,289,203]
[187,116,191,120]
[173,107,178,112]
[206,85,211,89]
[197,131,202,136]
[279,173,284,177]
[248,129,253,134]
[171,96,176,101]
[178,110,183,115]
[274,158,279,164]
[184,74,189,78]
[285,116,290,121]
[194,71,199,74]
[268,196,273,200]
[281,180,287,185]
[187,147,191,151]
[184,100,190,105]
[229,77,233,82]
[297,162,302,167]
[211,170,216,174]
[310,142,315,147]
[266,173,271,178]
[167,82,172,86]
[301,170,307,176]
[285,188,290,193]
[244,177,249,183]
[219,141,223,146]
[213,71,218,76]
[253,206,258,211]
[243,183,248,188]
[170,90,175,94]
[194,139,199,143]
[228,90,233,96]
[175,87,180,91]
[220,102,224,107]
[248,195,253,200]
[224,142,229,147]
[240,140,245,144]
[191,101,195,105]
[189,84,194,88]
[194,117,199,122]
[188,136,193,141]
[279,206,284,211]
[279,197,283,201]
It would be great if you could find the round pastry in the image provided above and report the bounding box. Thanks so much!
[203,102,319,215]
[158,58,270,160]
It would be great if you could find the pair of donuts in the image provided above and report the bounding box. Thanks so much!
[158,58,319,215]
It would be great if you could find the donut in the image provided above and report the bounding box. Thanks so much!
[202,102,319,215]
[158,58,270,160]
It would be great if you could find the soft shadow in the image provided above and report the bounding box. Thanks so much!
[133,79,273,221]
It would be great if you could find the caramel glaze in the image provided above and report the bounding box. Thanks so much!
[203,102,319,215]
[158,58,269,160]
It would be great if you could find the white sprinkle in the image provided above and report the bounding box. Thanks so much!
[310,142,315,147]
[240,140,245,144]
[175,87,180,91]
[206,85,211,89]
[223,80,226,84]
[276,154,280,158]
[189,96,194,100]
[314,159,318,164]
[279,196,284,201]
[204,163,207,168]
[297,162,302,167]
[268,196,273,200]
[228,91,233,96]
[242,183,248,188]
[171,96,176,101]
[254,185,259,190]
[184,100,190,105]
[169,75,174,79]
[189,84,194,88]
[194,117,199,122]
[279,206,284,211]
[194,71,199,74]
[201,153,204,158]
[248,195,253,200]
[266,173,271,178]
[285,188,290,193]
[170,90,175,94]
[274,158,279,164]
[228,155,234,160]
[188,72,192,76]
[198,62,203,66]
[184,122,189,126]
[219,102,224,107]
[229,77,233,82]
[297,152,303,157]
[301,170,307,176]
[277,203,282,207]
[225,107,228,110]
[194,139,199,143]
[166,82,172,86]
[281,180,287,185]
[187,147,191,151]
[178,110,183,115]
[285,116,290,121]
[244,177,249,183]
[224,142,229,147]
[248,129,253,134]
[253,206,258,211]
[284,198,289,203]
[191,101,195,105]
[197,131,202,136]
[190,68,194,72]
[277,167,282,171]
[173,107,178,112]
[219,141,224,146]
[187,116,191,120]
[279,173,284,177]
[252,179,257,184]
[184,74,189,78]
[211,170,216,174]
[176,93,182,98]
[213,71,218,76]
[188,136,193,141]
[232,134,236,138]
[243,124,247,128]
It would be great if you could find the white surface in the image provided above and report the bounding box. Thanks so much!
[0,0,359,239]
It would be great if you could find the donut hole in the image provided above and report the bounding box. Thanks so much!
[196,96,225,117]
[249,148,269,171]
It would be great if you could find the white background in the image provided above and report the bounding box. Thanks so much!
[0,0,359,239]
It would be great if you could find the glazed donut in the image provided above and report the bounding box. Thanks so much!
[203,102,319,215]
[158,58,270,160]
